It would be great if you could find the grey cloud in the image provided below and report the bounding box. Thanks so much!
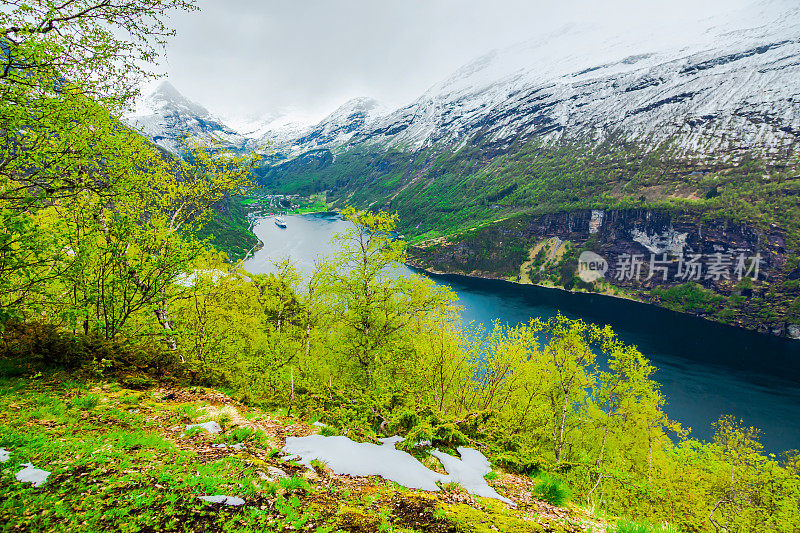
[157,0,754,122]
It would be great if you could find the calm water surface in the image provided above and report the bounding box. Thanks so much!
[243,213,800,452]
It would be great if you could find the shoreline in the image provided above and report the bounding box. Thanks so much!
[240,209,799,342]
[405,261,800,342]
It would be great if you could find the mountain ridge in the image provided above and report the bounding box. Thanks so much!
[130,0,800,164]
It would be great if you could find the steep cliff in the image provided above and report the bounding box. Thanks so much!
[408,209,800,339]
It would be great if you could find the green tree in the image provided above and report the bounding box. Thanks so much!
[0,0,197,328]
[316,208,457,389]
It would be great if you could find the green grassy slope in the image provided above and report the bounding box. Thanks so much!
[256,138,800,247]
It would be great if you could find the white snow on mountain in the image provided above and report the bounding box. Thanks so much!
[127,82,386,157]
[352,0,800,158]
[130,0,800,162]
[127,81,250,154]
[256,96,388,158]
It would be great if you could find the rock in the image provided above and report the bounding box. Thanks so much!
[15,463,50,487]
[265,466,288,480]
[185,421,222,434]
[211,444,227,449]
[302,470,319,481]
[0,448,9,462]
[788,324,800,340]
[198,495,245,506]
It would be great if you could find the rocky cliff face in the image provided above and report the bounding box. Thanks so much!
[408,209,800,339]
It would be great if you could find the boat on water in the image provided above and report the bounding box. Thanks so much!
[274,217,287,228]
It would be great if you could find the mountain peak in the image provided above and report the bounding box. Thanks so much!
[127,80,247,155]
[324,96,385,124]
[145,80,197,109]
[151,80,182,100]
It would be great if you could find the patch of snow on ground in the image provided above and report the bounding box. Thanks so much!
[283,435,514,504]
[211,442,243,450]
[378,436,405,447]
[283,435,446,491]
[198,495,245,506]
[430,447,513,505]
[15,463,50,487]
[0,448,9,462]
[185,421,222,434]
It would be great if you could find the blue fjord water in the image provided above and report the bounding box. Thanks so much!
[242,213,800,453]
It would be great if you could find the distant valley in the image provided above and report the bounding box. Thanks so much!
[128,0,800,338]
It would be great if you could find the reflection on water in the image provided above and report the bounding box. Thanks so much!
[243,213,800,452]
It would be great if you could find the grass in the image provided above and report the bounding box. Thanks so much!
[69,392,102,411]
[532,473,572,506]
[0,375,319,532]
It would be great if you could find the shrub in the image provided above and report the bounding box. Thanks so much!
[432,422,469,448]
[0,321,181,375]
[0,321,90,369]
[531,473,572,506]
[320,425,338,436]
[493,451,547,476]
[0,358,26,378]
[397,422,434,452]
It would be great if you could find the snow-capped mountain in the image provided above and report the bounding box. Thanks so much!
[127,83,386,158]
[256,97,386,158]
[128,81,249,154]
[340,0,800,160]
[131,0,800,164]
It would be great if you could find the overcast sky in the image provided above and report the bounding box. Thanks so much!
[157,0,756,124]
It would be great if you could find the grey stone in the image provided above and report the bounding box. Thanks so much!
[198,495,245,506]
[185,421,222,434]
[265,465,288,480]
